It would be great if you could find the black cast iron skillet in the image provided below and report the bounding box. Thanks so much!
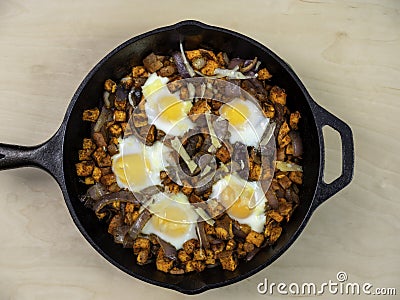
[0,20,354,294]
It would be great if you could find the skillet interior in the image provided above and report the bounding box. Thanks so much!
[61,21,320,294]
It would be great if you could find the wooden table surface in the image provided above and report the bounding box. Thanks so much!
[0,1,399,299]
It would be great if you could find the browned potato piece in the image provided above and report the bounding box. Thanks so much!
[83,138,96,150]
[78,149,93,161]
[266,210,284,223]
[218,250,238,271]
[156,249,174,273]
[109,124,122,137]
[216,52,227,67]
[132,111,148,128]
[185,260,206,273]
[225,239,237,251]
[114,99,127,111]
[215,215,234,240]
[278,198,293,218]
[188,99,210,121]
[75,161,94,177]
[269,86,287,105]
[82,108,100,122]
[290,111,301,130]
[278,121,291,148]
[92,147,111,167]
[143,53,163,73]
[258,68,272,80]
[289,171,303,185]
[246,231,265,248]
[204,222,215,235]
[92,132,107,148]
[216,144,231,163]
[132,66,146,77]
[249,162,262,181]
[211,242,225,256]
[159,65,176,77]
[193,249,206,261]
[278,175,292,189]
[201,60,219,76]
[100,173,116,186]
[243,242,255,253]
[185,50,201,60]
[178,250,191,263]
[183,239,199,255]
[108,214,122,235]
[133,237,150,255]
[236,242,247,258]
[269,226,283,243]
[92,166,102,182]
[137,250,150,265]
[104,79,116,93]
[114,110,126,122]
[84,177,95,185]
[170,267,185,275]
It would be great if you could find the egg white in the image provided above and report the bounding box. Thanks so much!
[209,173,266,233]
[111,135,172,193]
[141,192,198,249]
[219,98,270,147]
[143,73,194,137]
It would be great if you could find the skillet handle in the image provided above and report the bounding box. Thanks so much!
[313,104,354,205]
[0,127,64,184]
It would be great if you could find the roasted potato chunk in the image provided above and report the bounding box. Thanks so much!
[218,250,238,271]
[258,68,272,80]
[82,108,100,122]
[246,231,265,248]
[269,86,287,105]
[75,161,94,177]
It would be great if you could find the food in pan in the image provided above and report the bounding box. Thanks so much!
[76,43,303,274]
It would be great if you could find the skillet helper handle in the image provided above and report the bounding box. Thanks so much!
[0,129,64,183]
[0,143,42,170]
[314,104,354,205]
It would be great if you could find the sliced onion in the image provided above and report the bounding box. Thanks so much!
[288,131,303,157]
[170,137,198,173]
[179,41,195,77]
[266,189,279,210]
[172,51,190,78]
[275,161,303,172]
[127,209,151,239]
[196,221,210,249]
[232,222,247,239]
[214,67,257,80]
[103,91,111,108]
[113,225,130,244]
[228,58,244,69]
[86,183,108,201]
[93,190,140,213]
[205,113,221,149]
[240,57,258,73]
[157,236,177,260]
[93,106,112,133]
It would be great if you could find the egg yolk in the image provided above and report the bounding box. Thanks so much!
[113,154,151,187]
[220,102,250,126]
[220,185,257,219]
[158,95,188,122]
[151,205,191,237]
